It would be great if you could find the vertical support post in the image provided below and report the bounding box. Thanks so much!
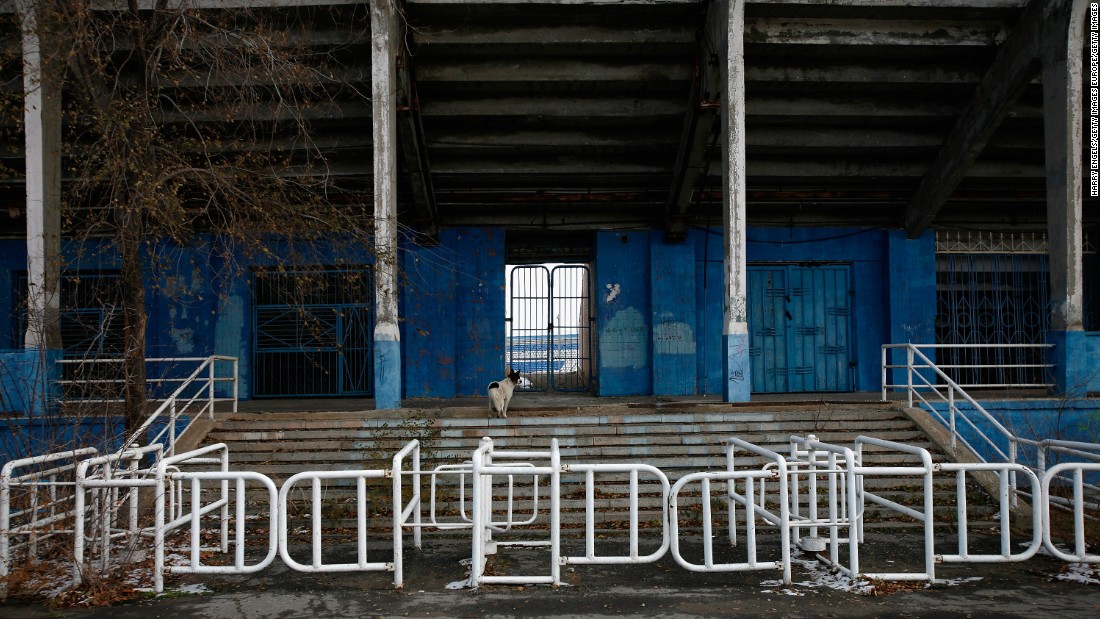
[371,0,401,409]
[721,0,750,402]
[1042,2,1088,395]
[550,439,561,587]
[18,1,63,415]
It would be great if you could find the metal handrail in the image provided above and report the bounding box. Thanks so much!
[881,343,1055,394]
[112,355,239,457]
[882,344,1023,469]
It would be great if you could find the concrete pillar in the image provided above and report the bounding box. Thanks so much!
[19,1,62,352]
[18,1,63,416]
[371,0,401,408]
[721,0,750,401]
[1042,2,1088,394]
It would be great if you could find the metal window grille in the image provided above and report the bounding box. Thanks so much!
[506,264,592,392]
[935,253,1050,388]
[13,272,127,400]
[252,267,373,398]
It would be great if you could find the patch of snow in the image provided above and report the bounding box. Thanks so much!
[1055,563,1100,585]
[173,583,213,595]
[935,576,984,587]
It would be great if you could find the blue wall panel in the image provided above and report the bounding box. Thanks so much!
[595,231,651,396]
[448,228,505,397]
[651,233,697,395]
[695,230,724,395]
[0,224,948,402]
[403,243,458,398]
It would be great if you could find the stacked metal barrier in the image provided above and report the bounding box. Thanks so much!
[0,432,1097,594]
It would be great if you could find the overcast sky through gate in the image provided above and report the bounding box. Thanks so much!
[506,264,584,337]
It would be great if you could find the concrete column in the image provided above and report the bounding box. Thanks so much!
[18,1,63,416]
[721,0,750,401]
[1042,2,1088,394]
[371,0,401,408]
[19,1,62,353]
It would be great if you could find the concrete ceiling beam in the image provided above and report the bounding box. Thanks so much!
[397,45,438,234]
[418,61,988,84]
[411,25,695,46]
[746,0,1025,7]
[426,130,675,147]
[746,17,1008,46]
[665,0,723,240]
[419,97,685,117]
[902,0,1052,237]
[156,100,372,124]
[415,59,692,82]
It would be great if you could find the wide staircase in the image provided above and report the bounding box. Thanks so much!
[191,399,997,531]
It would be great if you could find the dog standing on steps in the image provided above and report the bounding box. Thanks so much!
[488,369,521,418]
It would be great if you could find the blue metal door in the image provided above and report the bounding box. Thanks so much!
[748,264,853,393]
[252,268,373,398]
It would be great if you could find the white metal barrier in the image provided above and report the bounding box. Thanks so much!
[938,462,1043,565]
[160,470,278,592]
[853,435,936,581]
[74,444,166,581]
[563,462,669,566]
[0,447,99,578]
[3,431,1099,592]
[469,437,561,587]
[784,435,861,579]
[276,470,390,574]
[666,437,793,582]
[153,444,238,593]
[1042,462,1100,563]
[670,470,789,581]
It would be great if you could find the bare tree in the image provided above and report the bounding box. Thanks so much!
[13,1,374,433]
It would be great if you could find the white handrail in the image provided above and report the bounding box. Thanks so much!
[882,344,1020,467]
[113,355,238,457]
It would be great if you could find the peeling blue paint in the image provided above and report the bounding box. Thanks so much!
[651,234,697,395]
[722,332,751,402]
[595,231,651,396]
[374,338,401,409]
[402,228,504,398]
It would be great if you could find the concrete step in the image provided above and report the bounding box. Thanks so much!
[195,401,999,527]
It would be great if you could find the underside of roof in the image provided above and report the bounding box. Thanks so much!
[0,0,1095,239]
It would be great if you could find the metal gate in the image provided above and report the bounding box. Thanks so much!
[747,264,853,393]
[506,265,592,392]
[935,234,1051,388]
[252,268,373,398]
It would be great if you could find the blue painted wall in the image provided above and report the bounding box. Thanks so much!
[930,399,1100,472]
[651,234,698,395]
[17,224,1092,404]
[595,231,652,396]
[402,227,505,398]
[403,242,458,398]
[594,226,926,396]
[696,230,725,395]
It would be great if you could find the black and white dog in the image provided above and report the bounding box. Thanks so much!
[488,369,521,418]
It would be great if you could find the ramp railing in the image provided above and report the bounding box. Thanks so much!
[882,344,1021,475]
